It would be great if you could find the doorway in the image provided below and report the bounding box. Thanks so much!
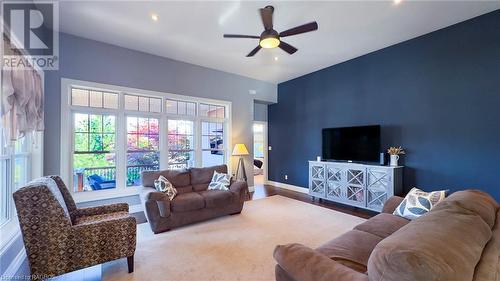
[253,122,267,186]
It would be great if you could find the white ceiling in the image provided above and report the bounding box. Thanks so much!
[58,1,500,84]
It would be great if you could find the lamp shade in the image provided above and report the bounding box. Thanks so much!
[232,143,249,156]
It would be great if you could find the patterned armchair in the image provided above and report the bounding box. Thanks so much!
[13,176,136,279]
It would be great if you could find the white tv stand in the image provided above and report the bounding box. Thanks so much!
[309,161,403,212]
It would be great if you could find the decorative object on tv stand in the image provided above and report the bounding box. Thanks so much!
[233,143,249,182]
[387,146,405,166]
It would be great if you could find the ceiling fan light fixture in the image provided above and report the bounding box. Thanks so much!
[259,37,280,49]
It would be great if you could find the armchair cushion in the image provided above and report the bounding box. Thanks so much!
[74,211,130,225]
[75,203,129,218]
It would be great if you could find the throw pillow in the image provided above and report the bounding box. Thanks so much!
[393,187,447,220]
[208,171,230,191]
[154,175,177,200]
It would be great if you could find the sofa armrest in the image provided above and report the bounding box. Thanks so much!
[75,203,129,217]
[141,187,171,218]
[381,196,405,214]
[274,243,369,281]
[229,180,248,201]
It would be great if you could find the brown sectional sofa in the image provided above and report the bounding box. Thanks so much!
[274,190,500,281]
[140,165,248,234]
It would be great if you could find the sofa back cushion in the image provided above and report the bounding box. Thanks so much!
[431,190,497,228]
[367,190,495,281]
[190,165,228,191]
[141,169,192,194]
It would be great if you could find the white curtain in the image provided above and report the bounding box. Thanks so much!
[1,66,44,144]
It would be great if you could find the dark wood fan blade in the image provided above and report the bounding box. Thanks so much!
[223,34,260,39]
[246,45,262,57]
[260,6,274,30]
[279,41,298,54]
[279,22,318,37]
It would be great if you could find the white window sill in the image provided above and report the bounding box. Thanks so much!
[72,186,141,203]
[0,218,21,254]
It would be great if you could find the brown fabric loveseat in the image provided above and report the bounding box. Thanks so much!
[13,176,136,279]
[140,165,248,234]
[274,190,500,281]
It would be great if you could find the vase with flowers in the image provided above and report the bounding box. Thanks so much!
[387,146,405,166]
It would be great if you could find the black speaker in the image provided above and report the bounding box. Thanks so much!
[379,152,387,165]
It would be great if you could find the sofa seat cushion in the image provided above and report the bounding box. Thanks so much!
[354,213,409,239]
[171,193,205,212]
[74,211,129,226]
[198,190,233,208]
[316,229,382,273]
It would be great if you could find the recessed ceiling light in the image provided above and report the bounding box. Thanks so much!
[393,0,402,5]
[151,14,159,22]
[274,57,279,61]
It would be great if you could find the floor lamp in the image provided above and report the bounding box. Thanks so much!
[232,143,249,182]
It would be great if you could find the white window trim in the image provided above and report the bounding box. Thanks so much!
[60,78,232,203]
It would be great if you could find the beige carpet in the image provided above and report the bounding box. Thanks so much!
[103,195,366,281]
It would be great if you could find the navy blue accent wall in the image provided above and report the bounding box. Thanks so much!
[269,10,500,200]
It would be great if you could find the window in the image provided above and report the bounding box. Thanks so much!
[167,120,194,168]
[201,121,225,166]
[127,117,160,186]
[0,127,31,227]
[63,81,231,198]
[71,88,119,109]
[199,103,225,118]
[166,99,196,116]
[73,113,116,192]
[124,94,162,113]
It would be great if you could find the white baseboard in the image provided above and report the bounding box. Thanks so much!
[3,246,26,278]
[266,181,309,194]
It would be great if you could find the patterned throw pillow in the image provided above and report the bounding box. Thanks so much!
[208,171,230,191]
[154,175,177,200]
[393,187,447,220]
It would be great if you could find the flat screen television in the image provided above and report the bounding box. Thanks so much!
[322,125,381,163]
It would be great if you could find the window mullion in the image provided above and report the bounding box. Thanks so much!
[115,111,126,189]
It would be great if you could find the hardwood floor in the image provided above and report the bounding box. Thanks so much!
[249,183,377,219]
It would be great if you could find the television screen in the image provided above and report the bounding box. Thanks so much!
[322,125,380,163]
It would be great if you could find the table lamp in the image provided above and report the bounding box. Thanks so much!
[232,143,249,182]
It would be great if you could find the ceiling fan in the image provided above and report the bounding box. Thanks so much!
[223,5,318,57]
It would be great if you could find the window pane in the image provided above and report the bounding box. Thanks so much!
[186,102,196,116]
[150,98,162,113]
[166,100,177,114]
[217,106,225,118]
[168,151,194,169]
[202,150,224,167]
[74,133,88,151]
[74,113,89,132]
[127,152,159,186]
[89,91,103,108]
[90,115,102,132]
[138,96,149,112]
[178,101,186,115]
[124,95,139,110]
[168,119,194,168]
[103,92,119,109]
[73,113,116,192]
[0,159,10,225]
[71,88,89,106]
[127,117,160,186]
[199,103,209,116]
